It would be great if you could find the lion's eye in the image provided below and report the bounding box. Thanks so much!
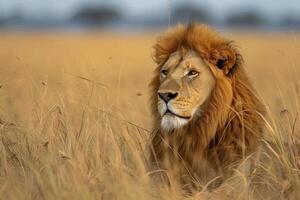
[187,70,199,78]
[161,69,168,78]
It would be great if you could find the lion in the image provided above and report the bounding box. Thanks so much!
[149,23,266,190]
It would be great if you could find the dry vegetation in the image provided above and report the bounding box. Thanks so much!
[0,30,300,199]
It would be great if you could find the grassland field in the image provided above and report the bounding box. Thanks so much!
[0,30,300,199]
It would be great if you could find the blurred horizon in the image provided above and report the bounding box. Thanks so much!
[0,0,300,31]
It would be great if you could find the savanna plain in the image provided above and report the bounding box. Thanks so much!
[0,30,300,199]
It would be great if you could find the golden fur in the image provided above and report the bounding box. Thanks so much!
[149,23,266,188]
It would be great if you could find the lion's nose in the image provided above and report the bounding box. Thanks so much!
[158,92,178,102]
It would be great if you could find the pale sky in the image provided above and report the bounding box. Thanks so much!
[0,0,299,20]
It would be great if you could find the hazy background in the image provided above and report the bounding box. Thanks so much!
[0,0,300,31]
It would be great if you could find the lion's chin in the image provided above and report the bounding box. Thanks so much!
[161,113,189,131]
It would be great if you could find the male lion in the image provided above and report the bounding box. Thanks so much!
[149,23,265,189]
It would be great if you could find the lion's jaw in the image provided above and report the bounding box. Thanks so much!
[158,101,190,131]
[157,50,215,131]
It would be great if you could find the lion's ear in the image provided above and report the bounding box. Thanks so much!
[210,44,240,76]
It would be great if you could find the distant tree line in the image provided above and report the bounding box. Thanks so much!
[72,6,121,25]
[71,4,300,28]
[0,4,300,29]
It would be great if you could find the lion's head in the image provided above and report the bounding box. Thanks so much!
[151,23,238,131]
[157,50,215,130]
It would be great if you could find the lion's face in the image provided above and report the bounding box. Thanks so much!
[157,50,215,130]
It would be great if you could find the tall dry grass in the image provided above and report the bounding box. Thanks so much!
[0,31,300,199]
